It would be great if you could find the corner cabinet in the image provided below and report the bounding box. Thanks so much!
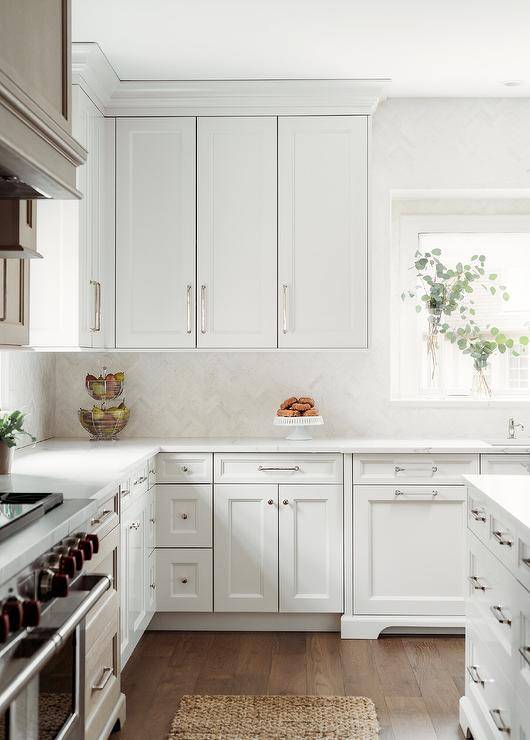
[278,116,368,348]
[115,117,196,349]
[31,85,114,348]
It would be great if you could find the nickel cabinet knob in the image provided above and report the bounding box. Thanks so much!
[181,513,188,520]
[181,466,189,472]
[267,499,274,505]
[282,499,289,505]
[181,577,188,584]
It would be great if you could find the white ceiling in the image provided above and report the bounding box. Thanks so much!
[72,0,530,97]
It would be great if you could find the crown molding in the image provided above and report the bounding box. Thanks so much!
[72,43,390,116]
[72,43,120,114]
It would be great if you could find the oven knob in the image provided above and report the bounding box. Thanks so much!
[69,548,84,571]
[78,538,93,561]
[2,597,23,632]
[22,600,40,628]
[0,613,9,643]
[59,555,76,579]
[86,533,99,554]
[38,569,69,601]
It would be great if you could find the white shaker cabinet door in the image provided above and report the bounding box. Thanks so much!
[279,484,343,612]
[278,116,368,348]
[116,117,196,348]
[214,484,278,612]
[353,485,467,616]
[197,117,277,348]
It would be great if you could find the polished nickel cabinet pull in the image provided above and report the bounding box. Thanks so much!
[394,465,437,474]
[91,509,113,527]
[490,604,512,626]
[90,280,101,332]
[258,465,300,472]
[394,489,438,497]
[470,508,487,522]
[282,284,288,334]
[519,646,530,666]
[186,284,192,334]
[200,285,207,334]
[468,575,489,591]
[492,530,513,547]
[466,665,487,686]
[92,666,113,691]
[489,709,510,734]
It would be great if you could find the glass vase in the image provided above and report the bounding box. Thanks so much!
[471,359,491,399]
[426,309,442,383]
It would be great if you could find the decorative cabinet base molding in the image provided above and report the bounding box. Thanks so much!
[148,612,341,632]
[340,614,465,640]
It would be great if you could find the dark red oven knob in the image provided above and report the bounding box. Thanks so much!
[2,597,23,632]
[78,538,93,561]
[69,547,84,571]
[0,613,9,643]
[59,555,76,579]
[38,569,69,601]
[22,599,40,628]
[86,534,99,554]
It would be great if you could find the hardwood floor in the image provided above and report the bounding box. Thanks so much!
[117,632,465,740]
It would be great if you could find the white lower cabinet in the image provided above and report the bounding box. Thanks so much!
[353,485,466,615]
[156,548,213,612]
[481,454,530,476]
[155,484,212,547]
[145,548,156,618]
[214,484,278,612]
[214,482,343,613]
[279,484,343,612]
[120,485,155,666]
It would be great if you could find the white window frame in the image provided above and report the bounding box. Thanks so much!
[391,213,530,404]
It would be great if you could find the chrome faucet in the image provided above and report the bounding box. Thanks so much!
[507,417,525,439]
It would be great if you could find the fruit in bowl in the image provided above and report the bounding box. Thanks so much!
[85,371,125,401]
[78,402,130,440]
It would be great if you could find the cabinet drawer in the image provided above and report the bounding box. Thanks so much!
[155,484,212,547]
[156,453,212,483]
[517,534,530,593]
[88,490,119,539]
[353,454,478,483]
[466,625,515,740]
[85,611,120,740]
[214,453,342,484]
[155,548,212,612]
[85,528,119,647]
[468,488,490,542]
[147,456,157,488]
[481,454,530,476]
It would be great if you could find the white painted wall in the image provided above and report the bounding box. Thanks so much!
[40,98,530,438]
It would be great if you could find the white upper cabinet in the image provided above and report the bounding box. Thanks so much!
[278,116,368,348]
[116,117,196,348]
[31,86,114,348]
[197,117,277,348]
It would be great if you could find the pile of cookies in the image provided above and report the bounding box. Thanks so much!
[276,396,319,417]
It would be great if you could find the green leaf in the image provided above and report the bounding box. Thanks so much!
[488,274,497,280]
[503,292,510,301]
[490,286,496,295]
[520,336,529,345]
[498,344,507,353]
[490,327,499,335]
[431,248,442,256]
[415,305,422,313]
[471,254,478,261]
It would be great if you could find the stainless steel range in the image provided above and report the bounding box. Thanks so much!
[0,497,111,740]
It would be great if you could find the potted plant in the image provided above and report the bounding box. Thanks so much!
[402,249,505,381]
[0,410,36,474]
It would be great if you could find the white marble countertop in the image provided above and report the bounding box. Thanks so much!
[464,474,530,534]
[6,436,509,503]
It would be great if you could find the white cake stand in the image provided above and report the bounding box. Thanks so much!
[274,415,324,440]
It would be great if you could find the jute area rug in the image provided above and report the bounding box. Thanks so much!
[168,695,379,739]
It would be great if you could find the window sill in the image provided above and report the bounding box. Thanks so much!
[391,397,530,408]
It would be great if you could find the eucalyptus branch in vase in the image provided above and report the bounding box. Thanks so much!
[444,324,529,397]
[0,410,36,474]
[402,250,504,380]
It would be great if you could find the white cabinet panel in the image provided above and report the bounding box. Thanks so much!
[144,487,155,551]
[215,453,343,484]
[481,454,530,476]
[156,548,212,612]
[197,117,277,348]
[145,549,156,619]
[120,496,146,666]
[278,116,367,348]
[214,484,278,612]
[353,453,479,484]
[155,484,212,547]
[279,484,343,612]
[116,117,196,348]
[354,485,466,615]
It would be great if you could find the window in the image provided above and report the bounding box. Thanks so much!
[393,214,530,401]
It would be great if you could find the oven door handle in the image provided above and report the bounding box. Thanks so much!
[0,574,112,714]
